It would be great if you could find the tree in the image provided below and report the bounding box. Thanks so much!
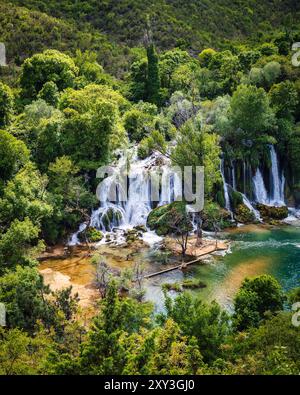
[20,50,78,100]
[168,203,193,260]
[0,82,14,127]
[144,319,203,375]
[0,218,42,271]
[204,202,223,247]
[230,84,275,139]
[123,108,155,142]
[269,80,298,119]
[0,162,53,228]
[233,275,285,331]
[171,115,221,196]
[160,292,230,363]
[79,281,151,374]
[0,327,49,375]
[0,130,29,183]
[146,44,160,105]
[0,266,52,333]
[46,156,96,243]
[37,81,59,106]
[61,99,118,171]
[198,48,216,68]
[159,48,190,91]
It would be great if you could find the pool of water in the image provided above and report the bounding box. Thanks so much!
[145,225,300,312]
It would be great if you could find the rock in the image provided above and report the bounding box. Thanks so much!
[202,206,233,231]
[101,208,123,231]
[124,229,143,244]
[147,201,187,236]
[257,204,288,221]
[133,225,147,233]
[78,227,103,243]
[234,204,255,224]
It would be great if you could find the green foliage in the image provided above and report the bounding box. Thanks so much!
[137,130,166,159]
[37,81,59,107]
[147,201,189,236]
[0,327,49,375]
[0,218,42,271]
[20,50,78,100]
[79,281,152,374]
[269,80,298,119]
[0,266,52,332]
[124,108,154,142]
[0,82,14,127]
[0,162,52,227]
[171,115,221,196]
[256,204,289,221]
[233,275,285,331]
[230,84,275,139]
[9,0,297,53]
[0,129,29,183]
[146,44,161,105]
[160,292,230,363]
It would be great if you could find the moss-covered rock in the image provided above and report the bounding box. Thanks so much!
[235,204,255,224]
[182,279,207,289]
[202,205,233,231]
[124,229,143,244]
[101,208,123,230]
[147,201,187,236]
[230,190,244,211]
[78,227,103,243]
[133,225,147,233]
[257,204,288,221]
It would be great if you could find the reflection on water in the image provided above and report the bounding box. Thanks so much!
[145,225,300,311]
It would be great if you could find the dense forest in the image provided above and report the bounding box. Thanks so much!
[0,0,300,376]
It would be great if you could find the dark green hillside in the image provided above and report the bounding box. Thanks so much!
[8,0,300,49]
[0,2,133,77]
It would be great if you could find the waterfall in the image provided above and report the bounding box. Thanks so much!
[269,145,285,206]
[253,168,268,204]
[68,223,88,246]
[231,160,237,191]
[221,159,232,214]
[70,150,183,245]
[241,193,262,222]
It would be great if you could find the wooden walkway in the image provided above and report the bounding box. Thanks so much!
[143,244,219,279]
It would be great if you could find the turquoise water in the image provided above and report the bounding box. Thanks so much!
[145,225,300,311]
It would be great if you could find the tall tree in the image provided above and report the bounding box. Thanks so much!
[146,43,160,105]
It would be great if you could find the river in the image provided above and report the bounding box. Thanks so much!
[144,224,300,312]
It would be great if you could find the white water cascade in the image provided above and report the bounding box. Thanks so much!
[221,159,232,214]
[69,150,183,245]
[253,168,268,205]
[269,145,285,206]
[69,223,88,246]
[241,193,262,221]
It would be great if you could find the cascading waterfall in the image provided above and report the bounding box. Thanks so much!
[221,159,232,214]
[221,158,262,221]
[231,160,237,191]
[241,193,262,221]
[69,150,183,245]
[253,168,268,205]
[269,145,285,206]
[69,223,88,246]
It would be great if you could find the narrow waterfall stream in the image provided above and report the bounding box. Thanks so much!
[253,168,268,205]
[269,145,285,206]
[221,159,232,214]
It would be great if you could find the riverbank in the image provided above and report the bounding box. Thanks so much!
[38,234,230,311]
